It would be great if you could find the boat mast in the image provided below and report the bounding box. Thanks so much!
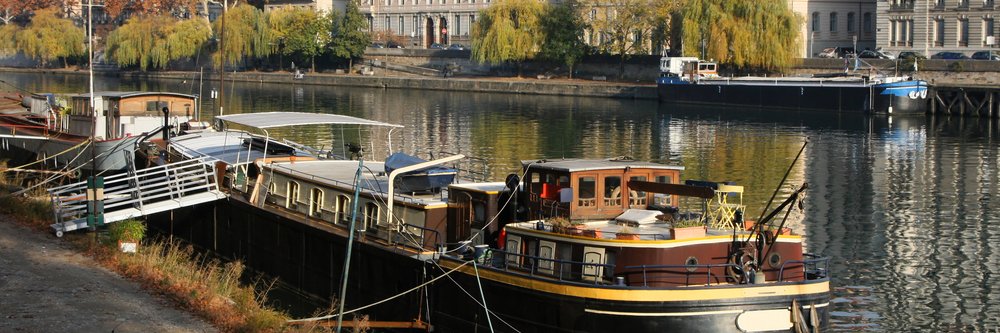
[218,0,226,116]
[88,0,95,173]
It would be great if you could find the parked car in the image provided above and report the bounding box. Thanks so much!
[386,41,404,49]
[897,51,926,60]
[931,51,968,59]
[429,43,445,49]
[858,50,895,59]
[369,42,385,48]
[817,47,856,58]
[447,44,465,50]
[971,50,1000,60]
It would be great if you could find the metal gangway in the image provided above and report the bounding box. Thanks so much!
[48,157,228,236]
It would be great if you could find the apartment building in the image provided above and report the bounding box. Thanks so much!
[790,0,878,57]
[878,0,997,56]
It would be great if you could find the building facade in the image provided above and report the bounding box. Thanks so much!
[790,0,878,57]
[877,0,997,57]
[360,0,491,48]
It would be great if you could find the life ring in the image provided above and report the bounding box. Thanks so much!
[908,90,919,99]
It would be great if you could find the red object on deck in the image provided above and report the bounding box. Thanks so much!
[540,183,560,200]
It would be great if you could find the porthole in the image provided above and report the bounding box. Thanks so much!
[767,253,782,268]
[685,256,699,272]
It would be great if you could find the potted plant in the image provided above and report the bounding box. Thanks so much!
[548,216,571,234]
[108,218,146,253]
[616,225,640,240]
[670,218,706,240]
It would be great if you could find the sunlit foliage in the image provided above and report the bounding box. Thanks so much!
[682,0,801,72]
[471,0,545,70]
[103,0,200,19]
[106,16,211,70]
[12,8,85,68]
[267,6,330,72]
[0,0,59,25]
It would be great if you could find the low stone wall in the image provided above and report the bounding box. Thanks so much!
[115,70,658,99]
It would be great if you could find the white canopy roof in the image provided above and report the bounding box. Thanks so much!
[216,112,403,129]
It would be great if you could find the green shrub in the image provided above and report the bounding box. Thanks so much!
[107,218,147,244]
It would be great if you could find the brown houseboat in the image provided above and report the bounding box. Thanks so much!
[143,112,829,332]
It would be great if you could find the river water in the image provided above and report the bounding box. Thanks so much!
[3,71,999,331]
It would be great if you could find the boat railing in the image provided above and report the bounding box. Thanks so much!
[2,122,50,137]
[431,150,488,182]
[620,263,738,287]
[777,254,830,282]
[399,222,441,249]
[479,248,617,285]
[271,164,432,207]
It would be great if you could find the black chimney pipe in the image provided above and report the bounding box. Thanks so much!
[161,106,169,141]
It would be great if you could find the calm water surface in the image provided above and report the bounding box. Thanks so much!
[4,72,999,331]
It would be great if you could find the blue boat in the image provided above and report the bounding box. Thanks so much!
[656,57,929,115]
[384,152,457,192]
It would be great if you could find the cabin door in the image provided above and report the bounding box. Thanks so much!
[446,193,473,244]
[582,246,605,282]
[537,240,556,275]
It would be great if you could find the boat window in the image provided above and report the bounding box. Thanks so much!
[335,195,351,224]
[505,234,522,267]
[364,202,379,230]
[558,175,570,187]
[537,240,556,275]
[309,188,324,218]
[603,176,622,207]
[145,101,169,112]
[653,174,675,207]
[629,176,648,207]
[577,176,596,207]
[286,181,300,209]
[473,202,486,228]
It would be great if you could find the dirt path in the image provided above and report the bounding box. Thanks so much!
[0,215,214,333]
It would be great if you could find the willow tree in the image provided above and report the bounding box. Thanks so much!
[471,0,545,76]
[329,0,370,71]
[0,24,16,55]
[106,16,211,70]
[14,8,85,68]
[682,0,800,72]
[268,6,330,73]
[213,4,271,69]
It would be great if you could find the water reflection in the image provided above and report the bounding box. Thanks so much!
[3,72,1000,331]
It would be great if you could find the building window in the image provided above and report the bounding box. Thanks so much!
[935,19,945,46]
[936,0,945,8]
[958,0,969,8]
[455,14,461,36]
[847,12,855,32]
[958,18,969,46]
[385,16,390,32]
[985,18,996,46]
[830,12,837,32]
[889,20,897,45]
[811,12,820,32]
[908,19,914,45]
[399,16,405,34]
[863,12,873,33]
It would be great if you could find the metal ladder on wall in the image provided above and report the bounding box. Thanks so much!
[48,156,228,237]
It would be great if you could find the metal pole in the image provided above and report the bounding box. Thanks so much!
[925,0,930,56]
[219,0,227,116]
[335,159,365,332]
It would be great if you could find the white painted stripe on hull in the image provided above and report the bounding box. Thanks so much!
[583,302,830,317]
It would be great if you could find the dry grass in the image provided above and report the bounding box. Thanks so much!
[92,240,290,332]
[0,185,292,332]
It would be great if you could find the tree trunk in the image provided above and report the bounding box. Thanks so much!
[619,54,626,80]
[311,56,316,73]
[349,58,353,73]
[568,63,574,79]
